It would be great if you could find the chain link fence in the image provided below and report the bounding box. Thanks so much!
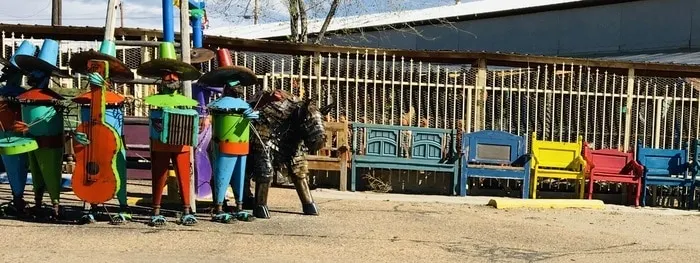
[3,30,700,200]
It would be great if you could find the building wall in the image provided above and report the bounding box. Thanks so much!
[325,0,700,57]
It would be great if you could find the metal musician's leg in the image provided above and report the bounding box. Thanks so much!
[112,147,132,225]
[211,145,236,223]
[173,149,197,226]
[1,154,29,217]
[289,148,318,216]
[231,156,254,221]
[27,151,45,210]
[149,150,169,226]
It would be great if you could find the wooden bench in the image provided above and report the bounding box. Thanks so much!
[350,123,459,195]
[530,132,586,199]
[123,117,152,180]
[582,143,643,206]
[306,121,350,191]
[637,141,694,208]
[461,130,530,198]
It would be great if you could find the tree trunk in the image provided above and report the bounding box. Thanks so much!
[297,0,308,43]
[288,0,300,42]
[314,0,340,44]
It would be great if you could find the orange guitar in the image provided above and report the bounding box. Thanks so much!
[72,59,121,204]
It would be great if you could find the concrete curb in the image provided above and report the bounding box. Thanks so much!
[487,198,606,209]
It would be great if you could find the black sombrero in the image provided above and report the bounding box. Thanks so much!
[69,50,134,82]
[137,42,202,81]
[190,48,216,64]
[198,65,256,87]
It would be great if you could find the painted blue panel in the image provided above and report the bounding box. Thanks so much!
[414,25,460,51]
[366,129,398,157]
[456,12,561,55]
[555,5,622,55]
[618,0,692,52]
[463,130,523,165]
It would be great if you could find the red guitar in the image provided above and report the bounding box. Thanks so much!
[72,60,121,204]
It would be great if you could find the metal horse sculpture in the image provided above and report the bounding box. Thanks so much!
[14,39,72,220]
[0,40,39,217]
[198,48,258,223]
[244,89,332,219]
[137,41,202,227]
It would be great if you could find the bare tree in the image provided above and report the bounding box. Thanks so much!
[207,0,471,45]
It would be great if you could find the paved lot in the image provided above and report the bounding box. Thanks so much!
[0,183,699,263]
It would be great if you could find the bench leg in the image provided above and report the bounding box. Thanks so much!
[531,175,538,199]
[635,181,642,207]
[579,178,585,199]
[587,178,594,200]
[641,182,648,207]
[350,166,357,192]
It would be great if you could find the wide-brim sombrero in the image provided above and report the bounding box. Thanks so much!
[197,65,256,87]
[69,50,134,82]
[137,58,202,81]
[144,93,199,108]
[190,48,216,64]
[13,54,71,78]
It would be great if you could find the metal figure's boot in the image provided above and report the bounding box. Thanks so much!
[111,205,132,225]
[253,181,271,219]
[79,204,98,224]
[292,177,319,215]
[211,204,234,223]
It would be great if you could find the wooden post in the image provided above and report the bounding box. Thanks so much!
[179,0,197,213]
[623,68,635,152]
[474,59,487,131]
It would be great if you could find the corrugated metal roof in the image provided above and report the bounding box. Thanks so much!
[593,51,700,65]
[207,0,583,39]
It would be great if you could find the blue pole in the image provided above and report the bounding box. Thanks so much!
[191,16,203,48]
[162,0,175,42]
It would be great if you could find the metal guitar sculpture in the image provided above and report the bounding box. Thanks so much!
[0,40,39,217]
[198,48,258,223]
[71,59,122,223]
[69,0,134,224]
[14,39,71,221]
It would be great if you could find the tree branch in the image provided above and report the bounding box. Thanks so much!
[313,0,340,44]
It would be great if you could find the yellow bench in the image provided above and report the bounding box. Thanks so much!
[530,132,586,199]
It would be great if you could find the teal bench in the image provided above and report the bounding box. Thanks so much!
[350,123,459,195]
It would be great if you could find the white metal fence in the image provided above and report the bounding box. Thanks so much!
[2,31,699,153]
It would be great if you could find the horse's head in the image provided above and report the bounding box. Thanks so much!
[295,98,334,152]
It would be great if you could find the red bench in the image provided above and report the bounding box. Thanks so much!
[582,143,644,206]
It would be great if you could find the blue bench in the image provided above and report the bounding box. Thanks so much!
[637,142,695,208]
[461,130,530,198]
[350,123,459,195]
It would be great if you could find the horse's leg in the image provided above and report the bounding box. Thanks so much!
[289,149,318,216]
[250,139,273,219]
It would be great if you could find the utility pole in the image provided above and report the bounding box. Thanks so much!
[52,0,62,26]
[253,0,259,24]
[119,2,125,28]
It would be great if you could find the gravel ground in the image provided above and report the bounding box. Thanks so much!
[0,182,699,263]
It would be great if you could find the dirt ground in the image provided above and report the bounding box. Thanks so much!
[0,182,699,263]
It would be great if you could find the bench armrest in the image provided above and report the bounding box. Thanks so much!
[531,154,539,169]
[573,155,587,172]
[623,159,645,177]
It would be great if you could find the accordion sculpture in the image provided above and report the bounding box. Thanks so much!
[150,107,200,147]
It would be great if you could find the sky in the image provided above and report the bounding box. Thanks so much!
[0,0,462,30]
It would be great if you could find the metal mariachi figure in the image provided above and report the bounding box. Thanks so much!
[198,48,259,223]
[137,42,202,227]
[69,39,135,224]
[0,40,40,217]
[14,39,71,221]
[244,90,332,219]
